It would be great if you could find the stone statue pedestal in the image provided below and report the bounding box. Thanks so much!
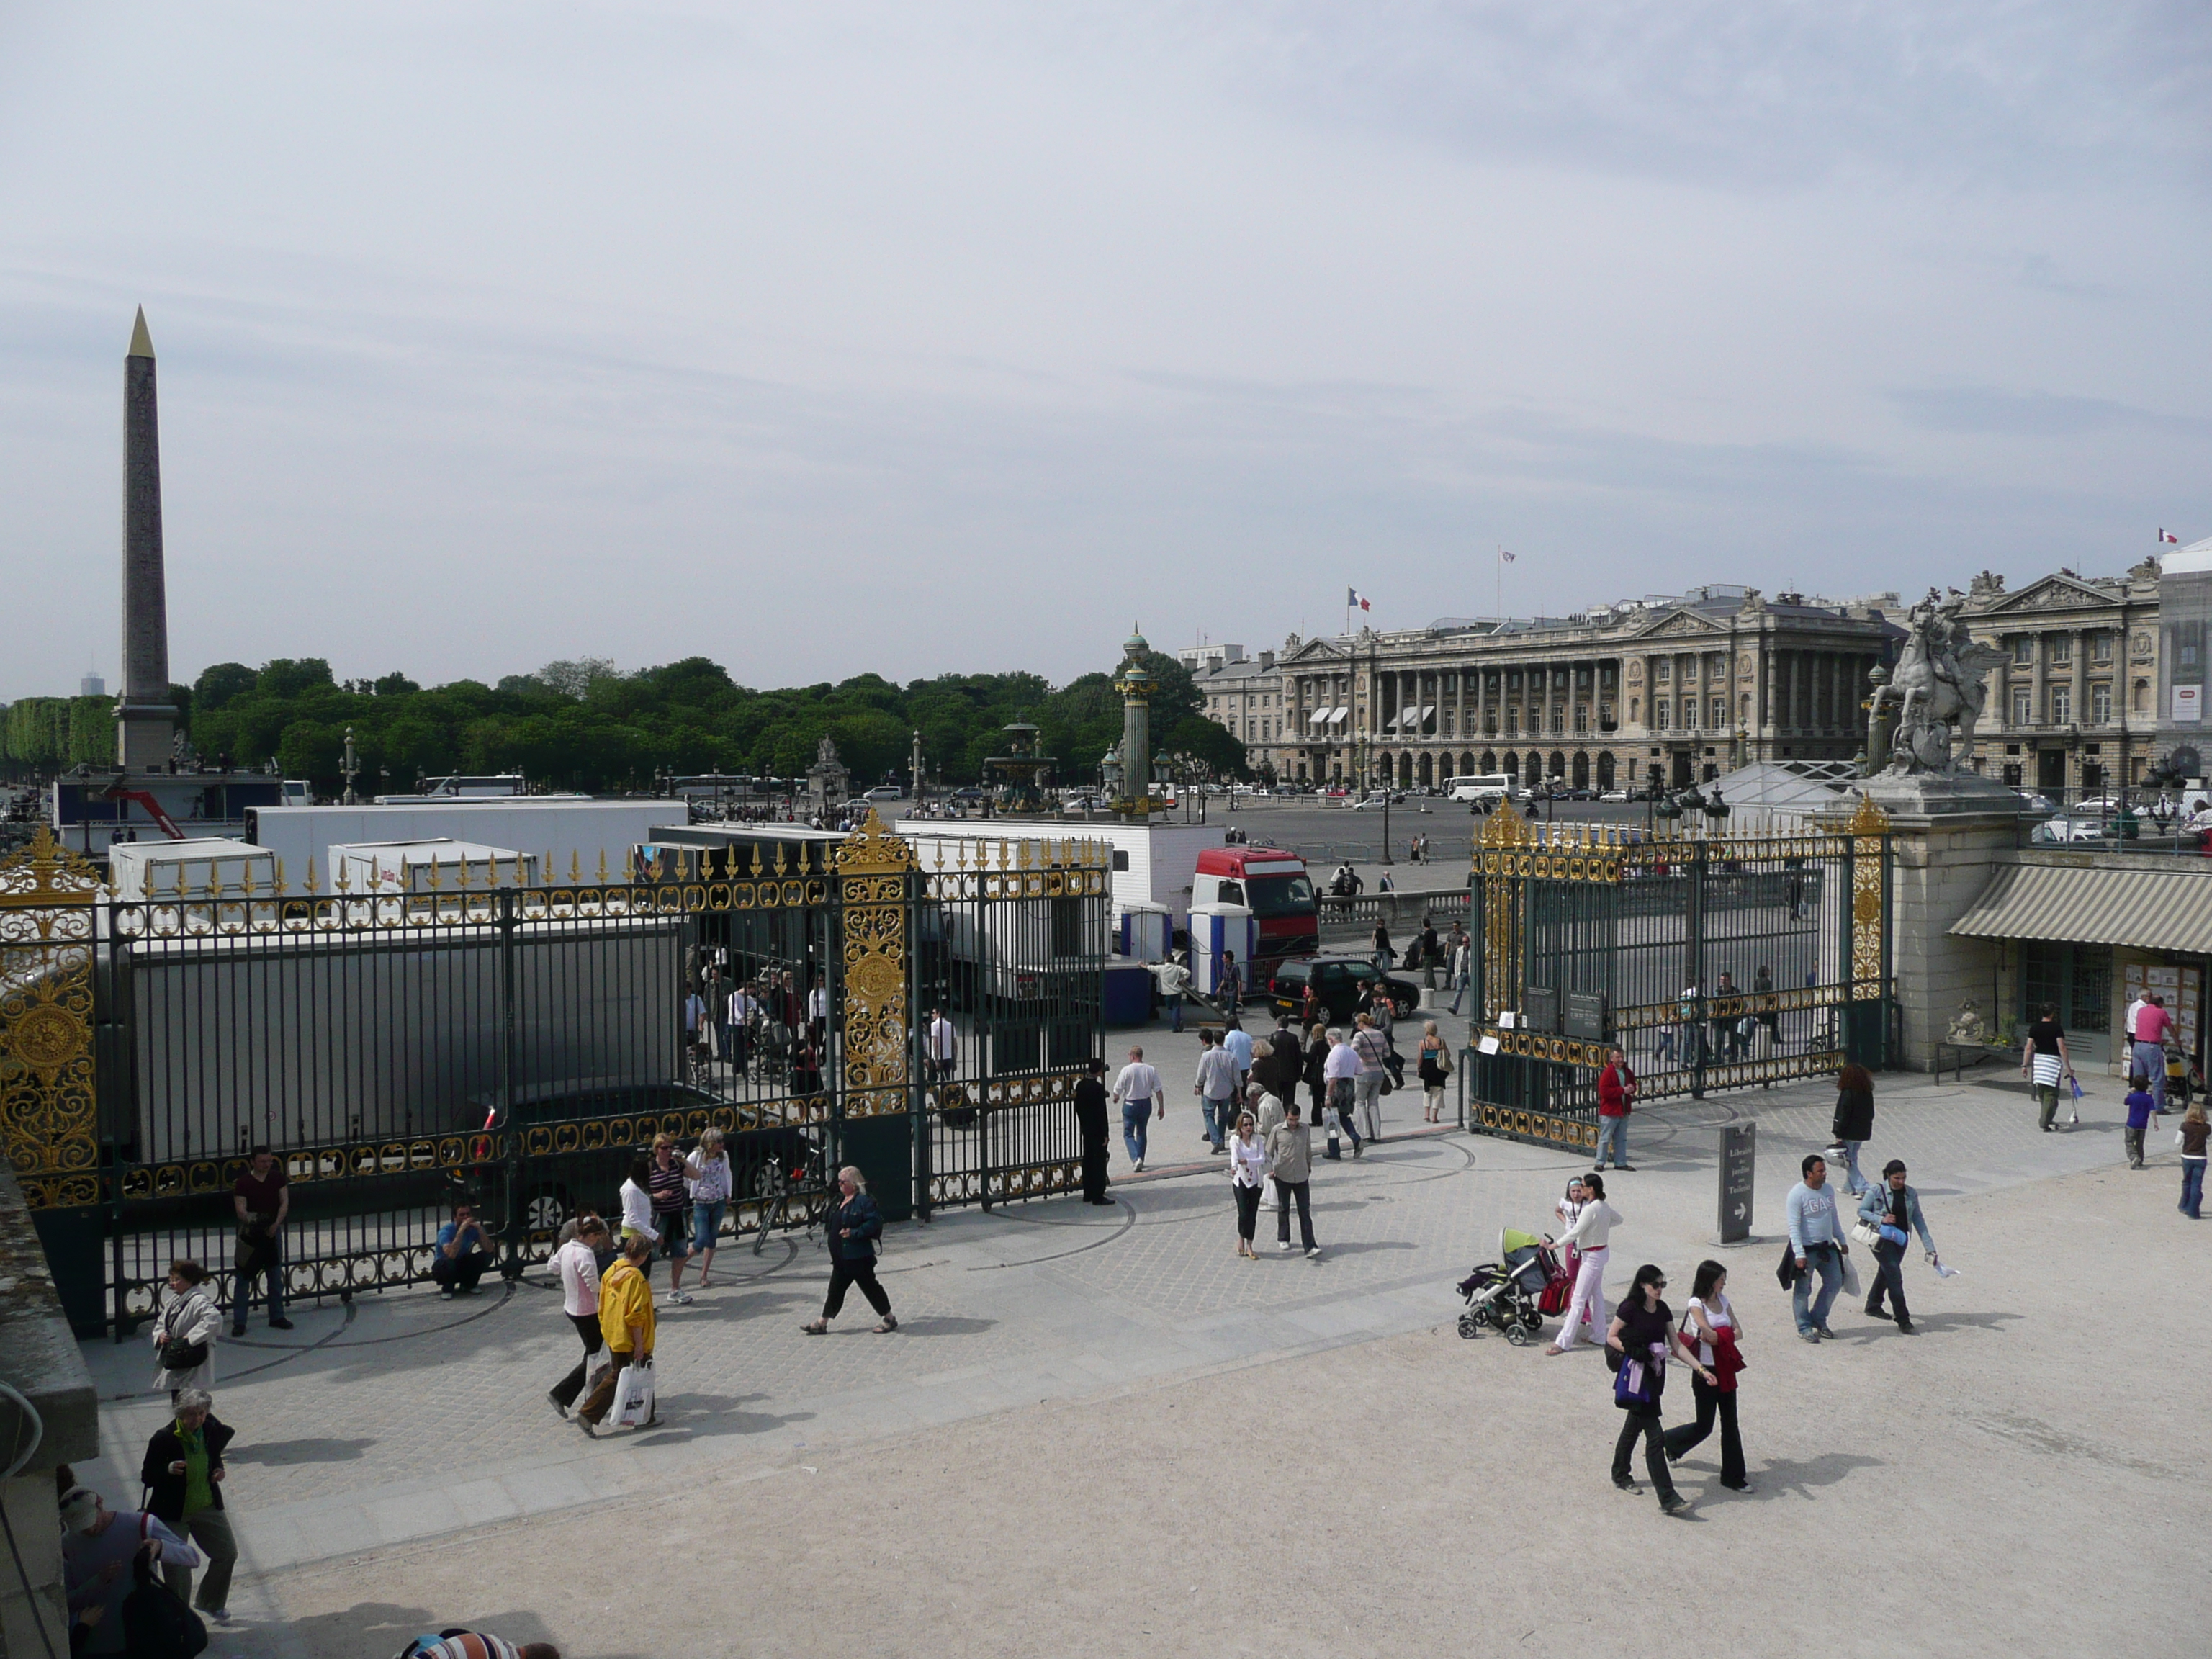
[1853,777,2020,1072]
[1859,770,2023,819]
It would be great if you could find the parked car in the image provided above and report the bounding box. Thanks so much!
[862,785,904,803]
[1599,788,1630,802]
[1265,955,1422,1022]
[1564,787,1597,801]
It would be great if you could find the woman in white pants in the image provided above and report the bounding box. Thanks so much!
[1545,1172,1620,1355]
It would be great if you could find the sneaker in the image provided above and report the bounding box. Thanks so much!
[1305,1247,1322,1259]
[202,1609,230,1623]
[1799,1330,1820,1343]
[668,1290,693,1305]
[577,1416,598,1438]
[1896,1322,1918,1335]
[1721,1481,1755,1493]
[229,1325,246,1339]
[547,1390,570,1419]
[1352,1143,1363,1159]
[1279,1241,1293,1251]
[1612,1475,1639,1492]
[1660,1494,1688,1516]
[440,1288,455,1300]
[268,1317,294,1331]
[1612,1163,1637,1172]
[1133,1159,1146,1172]
[1816,1324,1837,1339]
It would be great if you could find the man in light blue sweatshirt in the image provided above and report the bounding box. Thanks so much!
[1785,1152,1851,1341]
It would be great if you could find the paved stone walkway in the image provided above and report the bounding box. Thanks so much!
[63,1054,2150,1654]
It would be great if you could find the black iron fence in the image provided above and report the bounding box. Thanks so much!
[1459,802,1893,1153]
[0,818,1109,1336]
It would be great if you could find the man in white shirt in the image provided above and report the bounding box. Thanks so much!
[1112,1046,1162,1172]
[927,1009,958,1082]
[1321,1028,1364,1159]
[1194,1029,1238,1154]
[726,984,758,1073]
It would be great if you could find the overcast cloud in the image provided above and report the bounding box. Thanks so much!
[1,1,2206,699]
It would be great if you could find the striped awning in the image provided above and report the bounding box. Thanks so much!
[1949,863,2212,955]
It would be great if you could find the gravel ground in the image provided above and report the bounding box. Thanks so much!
[238,1158,2209,1659]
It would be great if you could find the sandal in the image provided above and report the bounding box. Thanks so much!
[800,1318,828,1335]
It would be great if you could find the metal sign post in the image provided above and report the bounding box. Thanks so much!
[1719,1121,1756,1244]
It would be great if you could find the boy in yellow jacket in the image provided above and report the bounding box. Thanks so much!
[578,1232,655,1434]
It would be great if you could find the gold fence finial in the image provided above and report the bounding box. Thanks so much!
[1846,793,1891,837]
[303,857,317,894]
[271,855,287,894]
[596,848,609,884]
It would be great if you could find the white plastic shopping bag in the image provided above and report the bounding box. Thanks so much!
[613,1356,656,1427]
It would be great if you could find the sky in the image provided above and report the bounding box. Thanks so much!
[1,1,2207,701]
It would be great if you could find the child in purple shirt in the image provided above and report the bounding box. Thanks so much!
[2123,1072,2163,1170]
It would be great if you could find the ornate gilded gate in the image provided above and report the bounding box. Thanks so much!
[1462,799,1892,1149]
[0,829,105,1326]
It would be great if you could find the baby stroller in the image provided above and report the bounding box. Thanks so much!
[1456,1228,1573,1345]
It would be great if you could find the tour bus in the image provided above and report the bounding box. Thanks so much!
[1190,845,1319,963]
[1445,773,1518,806]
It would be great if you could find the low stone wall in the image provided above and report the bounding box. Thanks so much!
[0,1166,100,1655]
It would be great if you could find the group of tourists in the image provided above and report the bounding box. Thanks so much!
[544,1154,894,1438]
[2026,992,2206,1215]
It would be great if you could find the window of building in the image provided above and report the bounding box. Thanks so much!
[1683,701,1699,729]
[2092,633,2112,663]
[2049,685,2072,724]
[2091,683,2111,724]
[1655,699,1671,729]
[1573,708,1588,734]
[2012,637,2032,665]
[1549,710,1564,734]
[2051,635,2071,665]
[2011,688,2031,726]
[1655,660,1671,682]
[1711,698,1726,729]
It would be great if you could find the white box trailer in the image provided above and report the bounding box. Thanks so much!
[896,819,1224,932]
[328,839,539,894]
[247,800,679,893]
[105,837,276,902]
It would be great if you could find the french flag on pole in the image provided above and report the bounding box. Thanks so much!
[2161,529,2180,544]
[1348,587,1372,611]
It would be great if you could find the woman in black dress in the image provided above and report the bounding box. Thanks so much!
[1605,1262,1714,1515]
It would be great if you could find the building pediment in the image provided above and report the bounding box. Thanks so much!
[1973,574,2121,615]
[1628,608,1727,641]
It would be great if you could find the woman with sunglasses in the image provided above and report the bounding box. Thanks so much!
[1605,1262,1714,1515]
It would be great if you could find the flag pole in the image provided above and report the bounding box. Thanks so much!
[1496,547,1502,620]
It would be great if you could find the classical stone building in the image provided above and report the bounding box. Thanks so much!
[1187,648,1287,775]
[1272,585,1899,793]
[1954,561,2164,793]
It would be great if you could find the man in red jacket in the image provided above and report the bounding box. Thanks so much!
[1596,1048,1637,1172]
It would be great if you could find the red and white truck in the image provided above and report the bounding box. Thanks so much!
[1190,845,1319,964]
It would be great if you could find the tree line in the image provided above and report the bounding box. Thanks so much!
[0,649,1246,797]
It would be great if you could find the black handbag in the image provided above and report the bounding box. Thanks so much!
[1776,1239,1800,1290]
[159,1335,207,1372]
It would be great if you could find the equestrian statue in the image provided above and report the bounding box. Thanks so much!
[1866,589,2008,775]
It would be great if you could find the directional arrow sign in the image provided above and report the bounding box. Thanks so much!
[1719,1123,1756,1244]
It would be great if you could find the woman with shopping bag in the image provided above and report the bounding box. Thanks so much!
[576,1232,656,1436]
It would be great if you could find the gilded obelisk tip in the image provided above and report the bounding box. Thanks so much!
[127,307,154,359]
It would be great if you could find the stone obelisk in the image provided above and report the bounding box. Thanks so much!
[117,307,177,770]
